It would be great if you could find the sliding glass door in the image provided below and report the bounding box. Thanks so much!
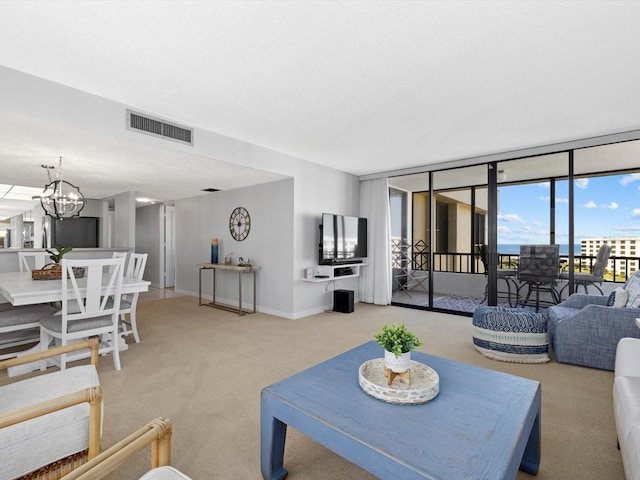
[494,153,568,309]
[389,174,430,308]
[431,165,487,313]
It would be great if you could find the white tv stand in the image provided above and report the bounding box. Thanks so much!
[303,263,367,283]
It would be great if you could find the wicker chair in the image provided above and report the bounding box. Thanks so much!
[0,338,102,480]
[61,418,192,480]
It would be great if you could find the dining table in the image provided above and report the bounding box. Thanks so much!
[0,270,151,376]
[0,271,150,306]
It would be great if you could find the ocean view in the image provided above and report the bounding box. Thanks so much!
[498,244,581,256]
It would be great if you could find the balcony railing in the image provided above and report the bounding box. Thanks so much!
[391,240,638,283]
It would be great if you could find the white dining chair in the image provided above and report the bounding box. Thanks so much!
[18,251,48,272]
[112,251,128,259]
[110,251,128,273]
[119,253,148,343]
[39,256,125,370]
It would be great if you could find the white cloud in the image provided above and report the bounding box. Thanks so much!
[621,173,640,186]
[539,196,568,203]
[583,201,597,209]
[537,182,550,188]
[497,226,510,233]
[615,225,640,231]
[632,208,640,218]
[532,220,544,227]
[604,202,619,209]
[521,226,532,232]
[498,213,525,223]
[575,178,589,189]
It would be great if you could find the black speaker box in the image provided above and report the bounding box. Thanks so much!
[333,289,354,313]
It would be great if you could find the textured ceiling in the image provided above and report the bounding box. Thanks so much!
[0,1,639,211]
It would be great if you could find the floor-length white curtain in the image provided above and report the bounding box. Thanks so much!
[359,177,392,304]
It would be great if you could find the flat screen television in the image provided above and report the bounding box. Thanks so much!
[319,213,367,265]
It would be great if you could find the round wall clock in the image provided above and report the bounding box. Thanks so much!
[229,207,251,241]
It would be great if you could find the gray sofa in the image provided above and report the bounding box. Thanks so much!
[548,292,640,370]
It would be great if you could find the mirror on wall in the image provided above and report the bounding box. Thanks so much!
[0,209,44,249]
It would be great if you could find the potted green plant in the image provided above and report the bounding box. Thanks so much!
[375,323,423,373]
[32,245,75,280]
[46,245,73,265]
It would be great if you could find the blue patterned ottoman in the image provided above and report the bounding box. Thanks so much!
[472,306,550,363]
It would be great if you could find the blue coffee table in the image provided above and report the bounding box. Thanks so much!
[261,341,540,479]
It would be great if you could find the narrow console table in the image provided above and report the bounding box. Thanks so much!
[198,263,259,316]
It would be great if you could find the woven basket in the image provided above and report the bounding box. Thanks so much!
[31,264,85,280]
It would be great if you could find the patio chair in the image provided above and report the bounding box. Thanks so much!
[517,244,560,311]
[478,244,519,307]
[558,242,611,298]
[39,257,125,370]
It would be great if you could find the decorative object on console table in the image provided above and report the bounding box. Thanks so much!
[210,238,218,264]
[374,323,423,385]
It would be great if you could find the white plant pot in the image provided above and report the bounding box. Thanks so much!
[384,350,411,373]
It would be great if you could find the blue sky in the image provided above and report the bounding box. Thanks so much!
[498,173,640,244]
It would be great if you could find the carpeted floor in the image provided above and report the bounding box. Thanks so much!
[4,296,625,479]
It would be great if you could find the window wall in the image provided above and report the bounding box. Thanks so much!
[573,141,640,283]
[387,138,640,316]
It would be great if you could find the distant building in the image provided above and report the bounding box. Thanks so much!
[581,237,640,277]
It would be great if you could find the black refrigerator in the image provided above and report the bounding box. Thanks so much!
[44,216,99,248]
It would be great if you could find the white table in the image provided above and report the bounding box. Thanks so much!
[0,271,150,306]
[0,271,150,376]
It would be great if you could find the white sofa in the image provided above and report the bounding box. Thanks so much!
[614,337,640,479]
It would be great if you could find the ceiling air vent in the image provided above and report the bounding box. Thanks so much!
[126,109,194,145]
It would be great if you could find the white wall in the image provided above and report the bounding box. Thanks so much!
[292,163,361,317]
[135,203,162,287]
[113,192,135,248]
[176,178,294,317]
[174,171,362,319]
[4,67,363,319]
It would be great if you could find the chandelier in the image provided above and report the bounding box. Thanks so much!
[39,157,86,220]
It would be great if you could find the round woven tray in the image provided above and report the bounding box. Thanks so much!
[358,358,439,405]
